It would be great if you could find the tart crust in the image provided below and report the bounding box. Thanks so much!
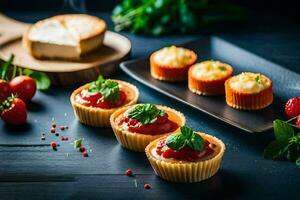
[70,80,139,127]
[150,48,197,81]
[145,133,225,183]
[225,74,273,110]
[110,104,185,152]
[188,61,233,95]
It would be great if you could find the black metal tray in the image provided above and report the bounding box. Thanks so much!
[120,37,300,133]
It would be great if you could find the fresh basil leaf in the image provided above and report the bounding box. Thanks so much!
[263,140,290,160]
[166,134,186,150]
[180,126,193,139]
[166,125,205,151]
[273,120,294,142]
[127,104,166,125]
[287,143,300,161]
[88,75,120,103]
[187,133,204,151]
[99,80,120,103]
[296,157,300,168]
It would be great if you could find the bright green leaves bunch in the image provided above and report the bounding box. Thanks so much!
[112,0,245,36]
[166,125,204,151]
[264,119,300,168]
[88,75,120,103]
[127,104,166,124]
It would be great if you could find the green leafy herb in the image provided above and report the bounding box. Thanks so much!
[296,157,300,168]
[127,104,166,125]
[112,0,246,36]
[88,75,120,103]
[263,119,300,168]
[166,125,204,151]
[74,138,83,149]
[218,66,227,71]
[0,54,51,90]
[255,75,262,84]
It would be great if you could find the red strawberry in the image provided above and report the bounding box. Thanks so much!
[0,80,12,103]
[285,97,300,118]
[296,116,300,127]
[0,97,27,125]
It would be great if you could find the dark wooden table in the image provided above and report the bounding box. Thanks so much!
[0,12,300,200]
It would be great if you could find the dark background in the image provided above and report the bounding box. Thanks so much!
[0,0,299,18]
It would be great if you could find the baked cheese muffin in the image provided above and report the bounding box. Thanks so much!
[150,46,197,81]
[188,60,233,95]
[225,72,273,110]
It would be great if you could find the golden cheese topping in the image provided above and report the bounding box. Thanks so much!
[230,72,271,93]
[191,60,231,80]
[153,46,194,67]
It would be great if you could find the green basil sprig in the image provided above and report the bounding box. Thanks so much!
[263,119,300,168]
[112,0,245,36]
[88,75,120,103]
[127,104,166,125]
[166,125,204,151]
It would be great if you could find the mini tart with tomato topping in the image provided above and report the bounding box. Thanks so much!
[110,104,185,152]
[188,60,233,95]
[225,72,273,110]
[150,46,197,81]
[70,76,139,127]
[145,126,225,183]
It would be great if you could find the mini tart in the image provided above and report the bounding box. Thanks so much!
[150,46,197,81]
[70,80,139,127]
[145,133,225,183]
[188,60,233,95]
[110,104,185,152]
[225,72,273,110]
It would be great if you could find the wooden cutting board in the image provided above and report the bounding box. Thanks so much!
[0,13,131,85]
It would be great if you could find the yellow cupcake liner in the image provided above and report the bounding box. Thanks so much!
[145,133,225,183]
[110,104,186,152]
[70,80,139,127]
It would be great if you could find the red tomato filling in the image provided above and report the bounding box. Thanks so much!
[156,139,214,161]
[75,89,127,109]
[118,113,179,135]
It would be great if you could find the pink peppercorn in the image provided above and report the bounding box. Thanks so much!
[50,128,55,133]
[125,169,133,176]
[144,184,151,189]
[50,142,57,148]
[60,126,65,131]
[82,151,89,157]
[79,146,86,152]
[61,136,65,141]
[52,123,56,128]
